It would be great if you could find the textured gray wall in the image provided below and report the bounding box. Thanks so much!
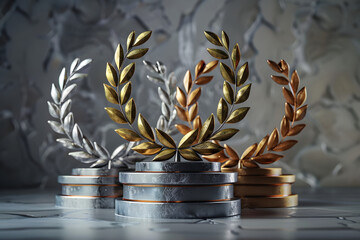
[0,0,359,188]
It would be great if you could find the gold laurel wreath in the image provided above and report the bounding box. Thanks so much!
[104,30,252,162]
[220,59,307,169]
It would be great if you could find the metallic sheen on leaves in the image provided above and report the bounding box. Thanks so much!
[133,31,152,46]
[198,114,214,142]
[236,62,249,86]
[178,129,199,148]
[192,141,223,155]
[210,128,239,141]
[103,84,119,104]
[217,98,228,123]
[132,142,162,155]
[127,48,149,59]
[204,31,222,46]
[155,129,176,148]
[153,149,176,161]
[138,113,154,141]
[207,48,228,59]
[105,107,127,124]
[120,63,135,84]
[115,44,124,70]
[106,62,118,87]
[125,98,136,124]
[120,82,132,105]
[179,148,202,161]
[235,84,251,104]
[223,81,234,104]
[226,107,249,123]
[115,128,142,141]
[220,62,235,84]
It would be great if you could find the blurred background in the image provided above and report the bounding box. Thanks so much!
[0,0,359,189]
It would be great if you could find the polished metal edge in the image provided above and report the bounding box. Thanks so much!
[115,198,241,219]
[62,185,122,197]
[58,175,119,184]
[123,184,233,201]
[135,162,221,172]
[72,168,125,176]
[55,195,115,209]
[119,172,238,185]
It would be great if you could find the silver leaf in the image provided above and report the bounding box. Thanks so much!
[111,160,127,168]
[170,109,177,121]
[51,84,60,104]
[156,116,165,130]
[94,142,110,159]
[143,60,157,73]
[47,101,59,118]
[63,113,74,135]
[147,75,165,85]
[82,136,95,154]
[156,61,166,74]
[111,144,126,159]
[60,99,72,119]
[72,123,83,146]
[58,67,67,90]
[69,151,96,162]
[90,159,108,168]
[48,121,65,134]
[56,138,76,149]
[158,87,170,105]
[161,102,170,120]
[125,142,136,154]
[70,73,87,81]
[168,72,177,92]
[70,58,80,74]
[60,84,77,103]
[75,58,92,71]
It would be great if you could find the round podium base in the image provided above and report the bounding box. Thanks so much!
[56,194,116,209]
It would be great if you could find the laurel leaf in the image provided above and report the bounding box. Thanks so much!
[175,124,191,135]
[115,44,124,70]
[156,129,176,148]
[280,116,290,137]
[267,60,282,73]
[132,142,162,155]
[285,102,293,120]
[236,62,249,86]
[103,84,119,104]
[221,31,229,50]
[125,98,136,124]
[280,59,289,77]
[137,113,154,141]
[61,84,77,102]
[296,87,307,106]
[271,75,288,85]
[207,48,228,59]
[58,67,67,90]
[179,148,202,161]
[295,105,307,121]
[70,58,80,74]
[178,129,199,148]
[158,87,171,105]
[48,120,65,134]
[187,88,201,106]
[254,135,269,156]
[195,76,213,85]
[189,103,198,121]
[133,31,152,46]
[242,160,259,168]
[231,43,240,69]
[105,107,127,124]
[105,62,118,87]
[221,159,239,168]
[183,70,192,94]
[267,128,279,150]
[282,87,295,105]
[203,150,229,163]
[48,101,60,118]
[217,98,228,124]
[75,59,92,72]
[198,114,214,142]
[120,63,135,84]
[175,105,188,121]
[192,141,223,155]
[223,81,234,104]
[240,143,257,160]
[115,128,142,141]
[235,84,251,104]
[195,60,206,78]
[203,60,219,73]
[120,82,132,105]
[210,128,239,141]
[127,31,135,50]
[272,140,298,152]
[127,48,149,59]
[288,124,306,136]
[251,153,283,164]
[291,70,300,93]
[227,107,249,123]
[193,115,202,130]
[224,144,239,160]
[220,62,235,84]
[176,87,186,107]
[204,31,222,46]
[153,149,176,161]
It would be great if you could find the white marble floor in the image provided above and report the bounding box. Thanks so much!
[0,188,359,240]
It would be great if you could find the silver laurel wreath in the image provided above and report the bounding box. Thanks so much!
[143,61,178,135]
[47,58,146,169]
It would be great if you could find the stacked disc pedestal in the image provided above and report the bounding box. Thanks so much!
[115,162,241,219]
[234,168,298,208]
[56,168,126,209]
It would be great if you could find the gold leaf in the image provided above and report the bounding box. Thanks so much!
[115,128,142,141]
[224,144,239,160]
[195,60,205,78]
[175,105,188,121]
[198,114,214,142]
[204,31,222,46]
[195,76,213,85]
[106,62,118,87]
[103,84,119,104]
[267,60,282,73]
[231,44,240,69]
[280,59,289,77]
[105,107,127,124]
[203,60,219,73]
[272,140,298,152]
[251,153,283,164]
[288,124,306,136]
[285,102,293,120]
[183,70,192,94]
[223,81,234,104]
[175,124,191,135]
[153,149,176,161]
[120,82,132,105]
[193,115,202,130]
[133,31,152,46]
[155,129,176,148]
[296,87,307,106]
[221,159,239,168]
[187,88,201,106]
[192,141,223,155]
[235,84,251,104]
[217,98,228,124]
[120,63,135,84]
[242,160,259,168]
[282,87,295,105]
[271,75,288,85]
[138,113,154,141]
[253,135,269,156]
[220,62,235,84]
[125,98,136,124]
[240,143,257,160]
[210,128,239,141]
[179,148,201,161]
[178,129,199,148]
[127,48,149,59]
[236,62,249,86]
[115,44,124,70]
[221,31,229,50]
[132,142,162,155]
[267,128,279,150]
[176,87,186,107]
[295,105,307,121]
[280,116,290,137]
[226,107,250,123]
[207,48,228,59]
[189,103,198,121]
[127,31,135,50]
[291,70,299,93]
